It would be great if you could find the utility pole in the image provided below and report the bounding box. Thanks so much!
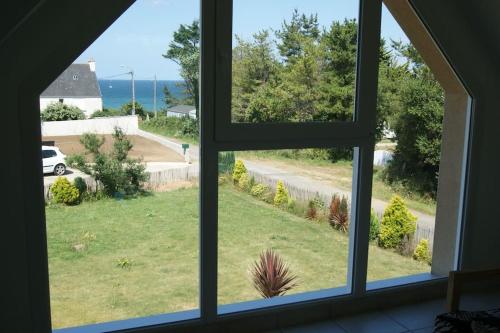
[153,74,157,118]
[121,65,135,115]
[131,69,136,115]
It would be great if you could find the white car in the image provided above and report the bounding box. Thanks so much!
[42,146,66,176]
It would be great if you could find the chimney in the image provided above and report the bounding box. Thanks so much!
[88,58,96,72]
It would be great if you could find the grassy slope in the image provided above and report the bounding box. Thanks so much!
[139,121,198,145]
[46,186,429,328]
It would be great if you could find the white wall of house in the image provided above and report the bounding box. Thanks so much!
[40,97,103,118]
[41,115,138,136]
[167,110,197,119]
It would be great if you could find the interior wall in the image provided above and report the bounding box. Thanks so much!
[410,0,500,270]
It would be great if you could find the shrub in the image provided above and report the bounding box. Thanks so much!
[329,194,349,232]
[120,101,148,119]
[65,154,90,173]
[378,195,417,249]
[73,177,87,195]
[41,102,85,121]
[232,160,247,183]
[369,209,380,241]
[413,239,432,265]
[219,151,236,174]
[75,128,147,196]
[238,172,250,191]
[51,177,80,205]
[273,180,289,207]
[250,183,268,198]
[90,108,124,118]
[306,200,317,220]
[251,249,297,298]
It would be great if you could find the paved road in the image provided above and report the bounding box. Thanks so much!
[134,130,436,229]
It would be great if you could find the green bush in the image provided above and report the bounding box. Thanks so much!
[219,151,236,174]
[273,180,289,207]
[378,195,417,249]
[73,177,87,195]
[413,239,432,265]
[51,177,80,205]
[74,128,147,197]
[41,102,85,121]
[65,154,90,173]
[250,183,268,198]
[369,209,380,241]
[232,160,247,183]
[90,108,124,118]
[120,101,148,119]
[238,172,250,191]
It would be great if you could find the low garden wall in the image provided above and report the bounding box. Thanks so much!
[41,115,139,136]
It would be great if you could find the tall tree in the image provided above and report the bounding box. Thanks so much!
[385,42,445,197]
[276,9,320,62]
[163,20,200,117]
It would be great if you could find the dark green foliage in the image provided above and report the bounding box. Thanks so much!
[383,43,444,197]
[41,102,85,121]
[80,133,105,155]
[90,108,124,118]
[219,151,236,174]
[120,101,148,119]
[112,127,133,162]
[69,128,147,197]
[143,114,198,140]
[73,177,87,196]
[369,209,380,241]
[65,154,90,174]
[251,249,298,298]
[163,21,200,116]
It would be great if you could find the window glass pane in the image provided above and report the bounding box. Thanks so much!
[41,0,200,328]
[217,148,354,309]
[366,4,465,285]
[231,1,359,123]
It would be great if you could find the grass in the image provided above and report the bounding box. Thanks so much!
[46,186,429,328]
[139,121,198,145]
[237,150,437,215]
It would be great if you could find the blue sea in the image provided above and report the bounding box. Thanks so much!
[98,80,188,111]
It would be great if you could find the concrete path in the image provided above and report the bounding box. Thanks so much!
[135,130,435,229]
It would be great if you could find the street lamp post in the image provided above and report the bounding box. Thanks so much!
[121,65,135,115]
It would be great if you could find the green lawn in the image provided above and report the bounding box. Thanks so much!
[46,186,429,328]
[139,122,198,145]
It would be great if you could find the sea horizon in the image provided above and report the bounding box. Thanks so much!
[98,79,188,111]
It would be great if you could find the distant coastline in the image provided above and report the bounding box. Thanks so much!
[98,79,187,111]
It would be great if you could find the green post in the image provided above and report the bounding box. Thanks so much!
[182,143,190,155]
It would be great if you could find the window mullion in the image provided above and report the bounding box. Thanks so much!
[200,0,220,322]
[349,0,382,297]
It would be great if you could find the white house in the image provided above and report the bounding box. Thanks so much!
[40,59,103,118]
[167,105,197,119]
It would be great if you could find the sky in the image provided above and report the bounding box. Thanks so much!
[76,1,408,80]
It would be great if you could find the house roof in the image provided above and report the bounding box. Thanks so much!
[168,105,196,114]
[40,63,101,98]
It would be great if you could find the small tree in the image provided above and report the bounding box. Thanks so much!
[232,160,247,183]
[120,101,148,119]
[273,180,289,207]
[378,195,417,249]
[41,102,85,121]
[413,239,432,265]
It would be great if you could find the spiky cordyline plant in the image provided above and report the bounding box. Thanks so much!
[251,249,298,298]
[329,194,349,232]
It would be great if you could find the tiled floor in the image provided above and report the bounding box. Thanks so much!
[266,291,500,333]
